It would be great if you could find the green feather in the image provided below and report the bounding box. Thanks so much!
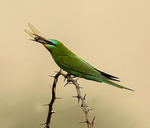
[46,40,134,91]
[25,23,134,91]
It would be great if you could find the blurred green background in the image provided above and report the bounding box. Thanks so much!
[0,0,150,128]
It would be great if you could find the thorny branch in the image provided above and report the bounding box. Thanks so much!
[43,70,95,128]
[43,70,61,128]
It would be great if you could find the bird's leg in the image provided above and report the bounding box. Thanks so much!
[63,72,70,82]
[64,73,79,87]
[63,73,71,87]
[63,72,77,82]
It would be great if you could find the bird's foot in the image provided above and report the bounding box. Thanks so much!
[63,73,79,87]
[63,73,77,82]
[63,72,70,82]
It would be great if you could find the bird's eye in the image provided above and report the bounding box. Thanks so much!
[46,41,52,44]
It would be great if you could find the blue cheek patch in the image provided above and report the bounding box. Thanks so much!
[47,39,57,45]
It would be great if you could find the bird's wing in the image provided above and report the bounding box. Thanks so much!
[57,55,105,77]
[57,55,120,81]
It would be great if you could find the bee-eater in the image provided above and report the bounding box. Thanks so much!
[24,23,134,91]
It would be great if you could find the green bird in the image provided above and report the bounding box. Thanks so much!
[25,23,134,91]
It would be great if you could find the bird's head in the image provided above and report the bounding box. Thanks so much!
[24,23,63,54]
[32,35,58,53]
[43,39,59,53]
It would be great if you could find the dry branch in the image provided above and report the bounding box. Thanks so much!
[43,70,95,128]
[44,70,61,128]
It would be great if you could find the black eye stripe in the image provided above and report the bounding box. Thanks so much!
[46,40,56,46]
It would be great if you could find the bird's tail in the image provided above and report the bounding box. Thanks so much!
[102,79,134,91]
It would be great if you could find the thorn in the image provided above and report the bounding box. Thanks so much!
[42,123,51,128]
[64,82,68,87]
[72,96,78,98]
[79,86,84,89]
[63,77,66,82]
[49,84,52,89]
[83,93,86,100]
[76,84,81,89]
[76,76,81,81]
[40,122,47,125]
[72,95,80,102]
[43,104,49,106]
[79,121,87,124]
[55,97,62,99]
[49,75,55,78]
[64,80,73,86]
[51,110,56,113]
[92,116,95,124]
[88,108,94,111]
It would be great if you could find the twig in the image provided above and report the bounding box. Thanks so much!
[59,70,95,128]
[43,70,61,128]
[44,70,95,128]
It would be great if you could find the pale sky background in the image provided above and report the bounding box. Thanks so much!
[0,0,150,128]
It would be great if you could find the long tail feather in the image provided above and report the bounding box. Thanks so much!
[94,68,120,81]
[102,79,134,91]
